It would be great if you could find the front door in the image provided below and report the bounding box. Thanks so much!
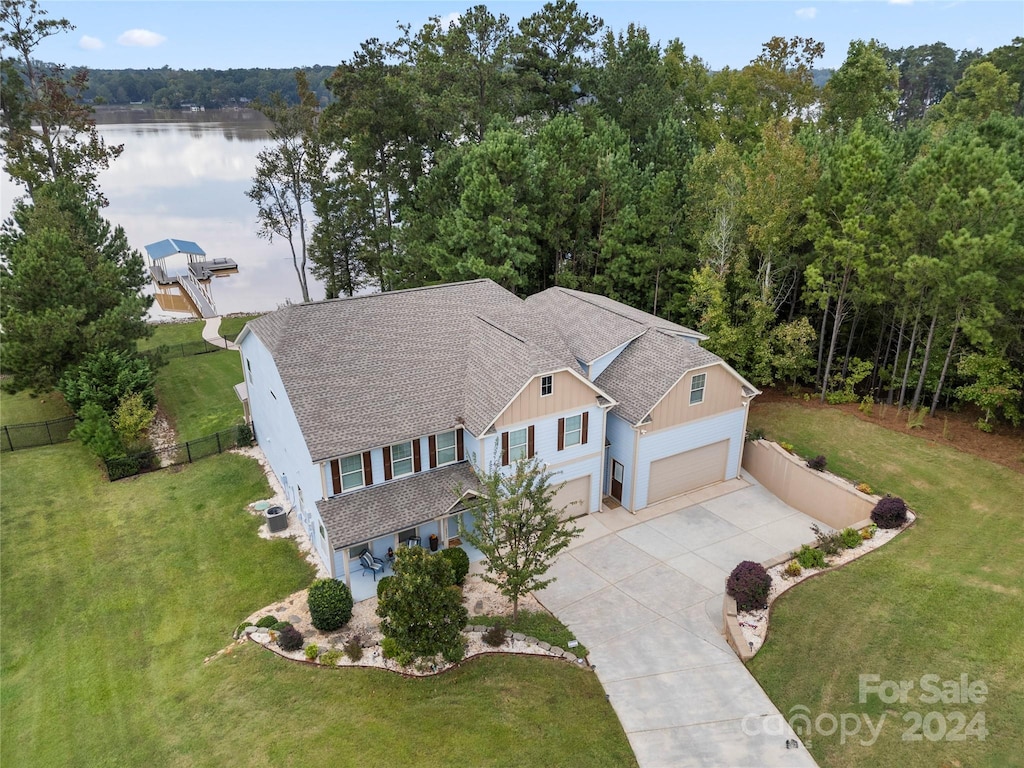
[610,460,624,502]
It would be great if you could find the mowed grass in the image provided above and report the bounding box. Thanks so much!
[471,610,589,659]
[0,389,72,425]
[218,314,262,340]
[747,402,1024,768]
[137,320,205,351]
[0,445,636,768]
[155,350,245,441]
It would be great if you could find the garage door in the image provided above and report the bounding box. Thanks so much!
[551,475,590,519]
[647,440,729,504]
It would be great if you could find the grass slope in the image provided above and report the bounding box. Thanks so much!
[1,446,635,767]
[747,402,1024,768]
[138,320,206,351]
[155,351,245,441]
[218,314,262,340]
[0,389,72,425]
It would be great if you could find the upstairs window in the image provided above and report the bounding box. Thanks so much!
[391,441,414,477]
[690,372,707,405]
[435,430,457,466]
[541,375,553,397]
[508,428,529,462]
[563,414,583,448]
[340,455,364,491]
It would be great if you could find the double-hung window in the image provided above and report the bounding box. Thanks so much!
[340,455,364,491]
[690,372,707,405]
[435,430,457,466]
[391,441,414,477]
[563,414,582,448]
[541,375,553,397]
[508,428,529,462]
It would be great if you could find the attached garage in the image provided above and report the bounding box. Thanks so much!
[647,440,729,504]
[551,474,590,519]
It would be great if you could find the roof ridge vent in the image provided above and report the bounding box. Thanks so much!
[476,315,526,344]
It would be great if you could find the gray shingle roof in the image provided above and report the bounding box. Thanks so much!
[595,328,724,426]
[317,462,479,551]
[525,287,706,364]
[245,280,583,461]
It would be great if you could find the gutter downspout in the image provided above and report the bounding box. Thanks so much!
[629,424,640,514]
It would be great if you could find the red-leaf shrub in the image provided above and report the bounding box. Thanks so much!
[276,625,304,652]
[871,496,908,529]
[727,560,772,612]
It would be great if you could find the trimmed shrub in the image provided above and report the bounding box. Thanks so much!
[871,495,908,529]
[442,636,467,663]
[482,622,507,647]
[439,547,470,585]
[305,644,319,660]
[270,621,292,631]
[344,635,363,662]
[855,482,873,495]
[840,527,862,549]
[320,649,342,666]
[381,636,414,667]
[234,621,250,638]
[795,544,827,570]
[806,454,827,471]
[726,560,772,612]
[812,523,843,556]
[783,560,802,579]
[277,625,303,652]
[779,441,795,453]
[861,523,878,540]
[307,578,353,631]
[376,575,394,601]
[255,615,278,628]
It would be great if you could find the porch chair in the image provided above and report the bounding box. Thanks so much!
[358,550,386,580]
[403,536,421,548]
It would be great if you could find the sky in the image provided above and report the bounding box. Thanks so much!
[18,1,1024,72]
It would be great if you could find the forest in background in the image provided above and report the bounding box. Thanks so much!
[7,1,1024,429]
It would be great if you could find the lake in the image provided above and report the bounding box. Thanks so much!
[0,109,324,319]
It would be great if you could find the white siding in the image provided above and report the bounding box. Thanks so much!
[240,333,333,574]
[633,408,746,510]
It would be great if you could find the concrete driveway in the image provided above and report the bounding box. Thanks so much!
[537,479,822,768]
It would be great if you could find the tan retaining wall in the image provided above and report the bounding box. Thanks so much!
[742,439,874,531]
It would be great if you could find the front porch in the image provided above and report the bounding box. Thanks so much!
[344,512,484,602]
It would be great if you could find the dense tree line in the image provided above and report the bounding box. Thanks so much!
[251,4,1021,429]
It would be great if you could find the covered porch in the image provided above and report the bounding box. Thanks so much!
[317,462,483,602]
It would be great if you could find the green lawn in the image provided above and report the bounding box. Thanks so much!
[471,610,589,659]
[218,314,262,341]
[137,320,206,351]
[0,445,636,768]
[155,350,245,441]
[0,389,72,425]
[747,402,1024,768]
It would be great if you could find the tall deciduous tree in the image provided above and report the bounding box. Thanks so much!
[1,0,122,202]
[461,457,581,622]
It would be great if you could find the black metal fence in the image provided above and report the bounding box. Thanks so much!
[140,339,231,362]
[103,423,253,481]
[1,416,77,452]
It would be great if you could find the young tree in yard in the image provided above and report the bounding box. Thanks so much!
[376,546,468,665]
[461,457,581,622]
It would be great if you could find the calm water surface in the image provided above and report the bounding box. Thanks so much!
[1,109,324,319]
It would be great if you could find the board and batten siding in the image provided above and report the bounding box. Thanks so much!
[647,364,745,432]
[632,408,746,510]
[493,371,599,430]
[240,332,333,574]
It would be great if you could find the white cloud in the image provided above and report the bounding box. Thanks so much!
[117,29,167,48]
[438,12,461,29]
[795,7,817,20]
[79,35,104,50]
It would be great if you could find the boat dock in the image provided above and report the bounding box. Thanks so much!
[144,238,236,319]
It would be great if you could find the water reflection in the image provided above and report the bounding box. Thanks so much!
[1,109,322,320]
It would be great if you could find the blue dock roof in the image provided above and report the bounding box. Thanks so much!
[144,238,207,260]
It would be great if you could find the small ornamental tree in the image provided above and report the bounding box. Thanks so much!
[727,560,772,612]
[460,456,582,621]
[376,546,468,664]
[306,578,353,631]
[871,495,908,529]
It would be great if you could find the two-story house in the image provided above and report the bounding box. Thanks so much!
[236,279,758,599]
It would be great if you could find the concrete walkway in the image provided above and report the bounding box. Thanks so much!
[538,479,821,768]
[202,316,239,351]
